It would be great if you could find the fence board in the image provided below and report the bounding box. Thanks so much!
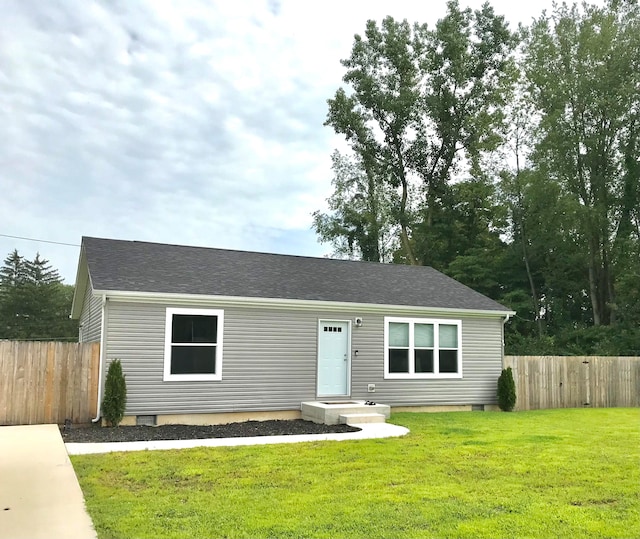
[504,356,640,411]
[0,341,100,425]
[44,343,55,423]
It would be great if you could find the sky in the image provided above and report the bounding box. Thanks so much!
[1,0,557,284]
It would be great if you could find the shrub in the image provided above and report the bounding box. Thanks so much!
[102,359,127,426]
[497,367,516,412]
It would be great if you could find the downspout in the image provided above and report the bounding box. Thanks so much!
[91,294,107,423]
[501,314,511,367]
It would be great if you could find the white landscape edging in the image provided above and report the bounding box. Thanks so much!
[65,422,410,455]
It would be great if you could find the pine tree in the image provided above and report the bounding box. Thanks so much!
[23,253,65,339]
[0,250,28,338]
[25,253,61,285]
[0,249,27,286]
[0,250,77,340]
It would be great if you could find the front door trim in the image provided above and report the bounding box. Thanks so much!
[316,319,352,398]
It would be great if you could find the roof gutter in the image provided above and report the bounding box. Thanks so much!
[91,294,107,423]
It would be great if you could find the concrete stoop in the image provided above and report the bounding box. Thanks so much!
[301,400,391,426]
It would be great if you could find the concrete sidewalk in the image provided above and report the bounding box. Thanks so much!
[0,424,97,539]
[66,422,410,455]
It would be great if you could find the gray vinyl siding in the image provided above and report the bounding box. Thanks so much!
[104,298,505,416]
[78,286,102,343]
[351,316,503,405]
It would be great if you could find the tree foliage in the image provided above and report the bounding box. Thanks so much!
[316,0,640,355]
[312,151,397,261]
[497,367,517,411]
[0,250,78,341]
[321,1,518,265]
[102,359,127,427]
[524,0,640,327]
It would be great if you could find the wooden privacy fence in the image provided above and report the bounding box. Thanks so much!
[0,341,100,425]
[504,355,640,411]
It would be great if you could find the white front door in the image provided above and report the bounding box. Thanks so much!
[317,320,350,396]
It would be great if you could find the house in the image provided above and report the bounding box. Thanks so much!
[71,237,514,425]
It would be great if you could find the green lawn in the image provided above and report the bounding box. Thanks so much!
[72,408,640,539]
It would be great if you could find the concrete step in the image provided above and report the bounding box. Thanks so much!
[339,413,386,426]
[301,401,391,425]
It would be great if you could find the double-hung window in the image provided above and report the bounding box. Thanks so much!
[163,308,224,381]
[384,317,462,378]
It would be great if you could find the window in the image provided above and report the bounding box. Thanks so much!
[324,326,343,332]
[384,317,462,378]
[164,308,224,381]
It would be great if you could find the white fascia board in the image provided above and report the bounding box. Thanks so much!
[93,289,516,319]
[70,247,89,319]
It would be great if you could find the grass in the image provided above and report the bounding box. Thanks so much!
[71,408,640,539]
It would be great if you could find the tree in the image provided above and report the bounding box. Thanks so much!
[101,359,127,427]
[312,151,397,262]
[0,250,78,340]
[411,1,517,265]
[0,250,29,338]
[325,17,419,263]
[0,249,27,287]
[315,1,640,355]
[323,1,519,265]
[524,0,640,326]
[497,367,517,411]
[25,253,62,285]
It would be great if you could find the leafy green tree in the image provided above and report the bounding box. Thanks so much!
[496,1,640,353]
[440,176,509,298]
[316,1,640,356]
[410,2,517,265]
[326,16,419,263]
[312,151,397,262]
[524,0,640,326]
[324,1,519,265]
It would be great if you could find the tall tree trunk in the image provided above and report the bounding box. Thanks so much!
[587,235,602,326]
[514,146,544,337]
[392,136,418,265]
[399,175,417,265]
[366,168,381,263]
[521,224,544,336]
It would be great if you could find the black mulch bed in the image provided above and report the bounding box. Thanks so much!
[61,420,360,443]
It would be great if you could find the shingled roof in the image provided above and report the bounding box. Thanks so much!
[78,236,510,313]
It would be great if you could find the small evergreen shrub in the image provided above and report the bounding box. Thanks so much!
[497,367,516,412]
[102,359,127,426]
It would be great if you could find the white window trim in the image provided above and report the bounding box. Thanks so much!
[163,307,224,381]
[383,317,462,379]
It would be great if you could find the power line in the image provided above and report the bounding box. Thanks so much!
[0,234,80,247]
[0,337,78,342]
